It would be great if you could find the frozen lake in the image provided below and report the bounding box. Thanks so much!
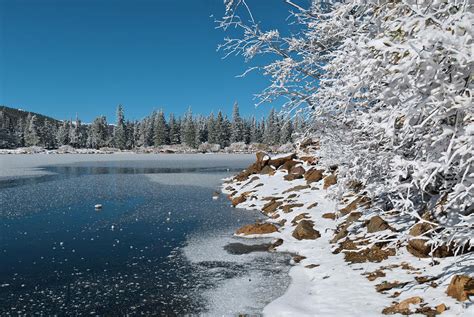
[0,154,291,315]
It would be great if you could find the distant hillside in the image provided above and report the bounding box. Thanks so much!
[0,105,61,148]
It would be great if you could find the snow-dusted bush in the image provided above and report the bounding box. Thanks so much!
[221,0,473,251]
[227,142,248,153]
[198,142,221,153]
[277,143,295,153]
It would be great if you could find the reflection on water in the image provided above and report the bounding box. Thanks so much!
[0,159,290,315]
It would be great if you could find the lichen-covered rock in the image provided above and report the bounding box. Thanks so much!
[292,220,320,240]
[236,223,278,235]
[304,168,324,183]
[446,275,474,301]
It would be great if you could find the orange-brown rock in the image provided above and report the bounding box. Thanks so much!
[262,200,283,214]
[345,245,396,263]
[291,213,310,225]
[376,281,409,293]
[323,174,337,189]
[339,196,371,215]
[231,195,246,207]
[268,153,297,169]
[281,203,304,213]
[292,220,320,240]
[367,216,391,233]
[279,160,300,171]
[446,275,473,301]
[304,168,324,183]
[236,223,278,235]
[307,202,318,209]
[365,269,386,281]
[290,165,306,176]
[284,174,303,181]
[407,222,453,258]
[260,165,275,175]
[322,213,336,220]
[381,296,423,315]
[435,304,447,314]
[300,156,318,165]
[282,185,310,194]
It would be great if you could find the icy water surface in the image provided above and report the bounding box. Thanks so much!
[0,155,291,315]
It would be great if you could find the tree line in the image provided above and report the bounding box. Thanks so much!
[0,103,307,149]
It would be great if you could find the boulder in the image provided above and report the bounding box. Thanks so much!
[289,165,306,176]
[323,174,337,189]
[382,296,423,315]
[262,200,283,214]
[282,185,311,194]
[291,213,310,225]
[345,245,396,263]
[260,165,275,175]
[268,153,297,169]
[284,174,303,181]
[307,202,318,209]
[279,160,300,172]
[407,222,453,258]
[322,213,336,220]
[367,216,391,233]
[236,223,278,235]
[339,196,371,215]
[281,203,304,213]
[446,275,473,301]
[292,220,320,240]
[231,194,246,207]
[304,169,324,183]
[299,156,318,165]
[299,137,319,149]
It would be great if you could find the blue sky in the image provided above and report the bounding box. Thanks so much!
[0,0,298,122]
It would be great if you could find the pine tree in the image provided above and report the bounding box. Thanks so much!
[56,120,70,146]
[154,110,168,146]
[207,112,217,144]
[230,101,244,143]
[24,114,41,146]
[168,113,180,145]
[279,119,293,144]
[182,107,196,147]
[90,116,108,149]
[114,105,127,149]
[263,108,278,145]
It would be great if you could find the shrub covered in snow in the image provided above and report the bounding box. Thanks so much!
[221,0,473,252]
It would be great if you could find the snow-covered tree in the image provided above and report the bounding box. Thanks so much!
[24,114,40,146]
[230,101,244,143]
[220,0,474,252]
[154,110,168,146]
[114,105,127,149]
[182,107,196,147]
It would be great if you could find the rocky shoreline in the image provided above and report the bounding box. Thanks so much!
[222,152,473,316]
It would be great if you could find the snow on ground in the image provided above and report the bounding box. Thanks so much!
[222,156,473,317]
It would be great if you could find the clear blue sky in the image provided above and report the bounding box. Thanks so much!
[0,0,297,122]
